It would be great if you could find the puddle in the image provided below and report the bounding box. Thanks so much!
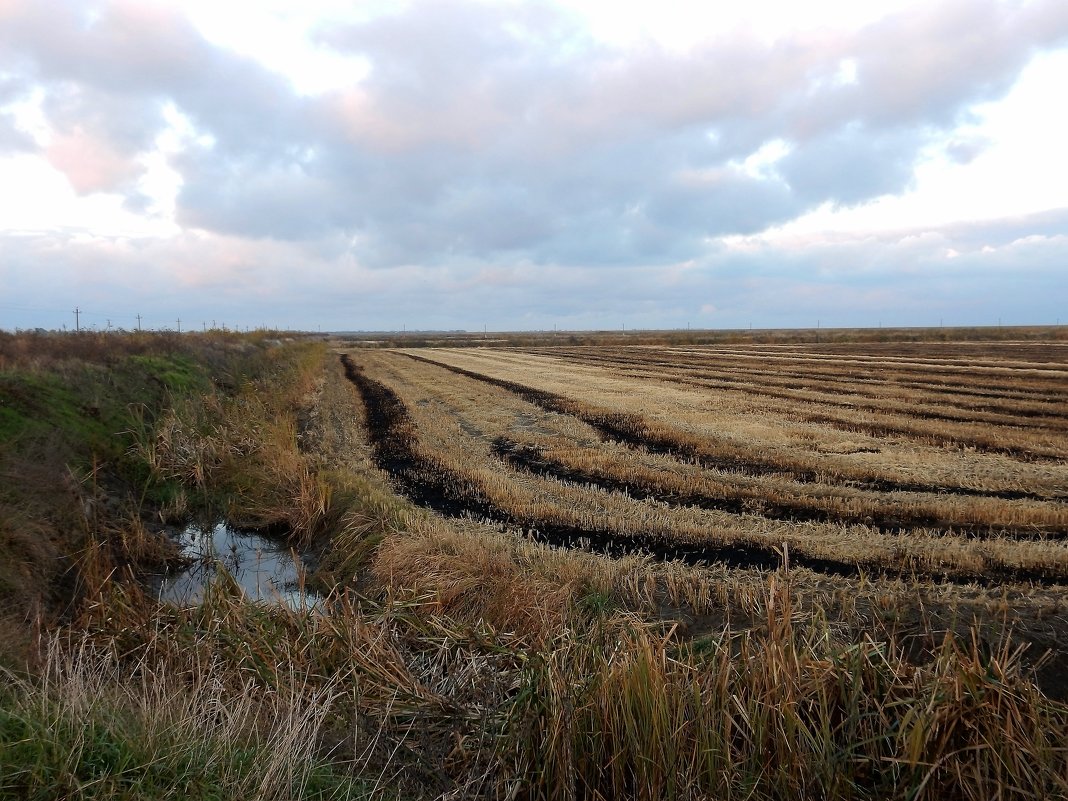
[149,522,320,609]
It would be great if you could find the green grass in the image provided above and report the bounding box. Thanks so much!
[0,702,366,801]
[0,371,102,446]
[0,352,214,465]
[124,354,210,396]
[0,643,371,801]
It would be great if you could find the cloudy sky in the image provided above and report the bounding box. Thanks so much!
[1,0,1066,332]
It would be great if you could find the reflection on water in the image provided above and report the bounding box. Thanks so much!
[151,522,319,609]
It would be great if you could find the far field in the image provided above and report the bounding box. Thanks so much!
[341,340,1068,690]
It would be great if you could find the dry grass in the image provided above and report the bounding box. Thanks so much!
[10,565,1067,800]
[1,632,353,800]
[133,340,335,543]
[510,577,1068,801]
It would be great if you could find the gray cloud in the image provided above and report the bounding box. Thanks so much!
[849,0,1068,128]
[8,0,1063,258]
[778,125,924,205]
[0,1,312,166]
[944,134,992,165]
[1,0,1067,331]
[311,0,1068,266]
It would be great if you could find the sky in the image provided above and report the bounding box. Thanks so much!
[1,0,1066,332]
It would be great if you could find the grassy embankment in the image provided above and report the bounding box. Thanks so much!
[0,330,383,799]
[2,330,1068,799]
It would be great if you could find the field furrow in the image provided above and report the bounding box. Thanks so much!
[340,350,1068,585]
[406,350,1068,500]
[491,436,1068,539]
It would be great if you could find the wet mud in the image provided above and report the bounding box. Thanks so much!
[491,437,1067,541]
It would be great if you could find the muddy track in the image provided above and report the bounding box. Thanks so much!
[403,353,1064,503]
[491,437,1068,541]
[535,343,1068,380]
[340,355,502,522]
[341,354,1068,587]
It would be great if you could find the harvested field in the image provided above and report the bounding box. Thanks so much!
[339,344,1068,587]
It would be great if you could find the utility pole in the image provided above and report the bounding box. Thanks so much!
[176,318,182,334]
[74,307,80,332]
[136,314,142,331]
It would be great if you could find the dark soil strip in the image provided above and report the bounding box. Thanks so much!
[714,344,1068,370]
[491,437,1068,541]
[342,354,1068,587]
[340,355,497,521]
[403,353,1063,503]
[673,380,1067,463]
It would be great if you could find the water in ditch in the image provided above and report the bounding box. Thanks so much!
[149,521,320,609]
